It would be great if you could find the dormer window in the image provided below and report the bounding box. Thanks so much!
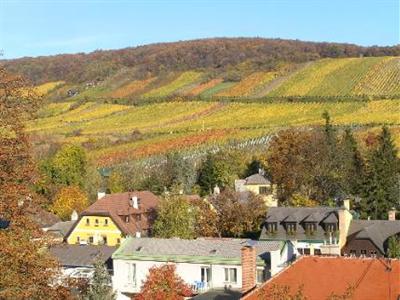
[125,216,130,223]
[305,222,317,233]
[285,222,296,234]
[259,186,270,195]
[267,222,277,233]
[325,223,337,233]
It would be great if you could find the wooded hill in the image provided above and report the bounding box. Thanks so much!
[2,38,399,84]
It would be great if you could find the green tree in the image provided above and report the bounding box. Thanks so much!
[85,259,115,300]
[387,236,400,259]
[361,126,400,219]
[108,171,124,193]
[51,144,87,187]
[339,128,365,197]
[198,150,245,195]
[153,191,196,239]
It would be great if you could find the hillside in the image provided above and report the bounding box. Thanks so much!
[2,38,399,85]
[2,38,399,167]
[29,99,400,167]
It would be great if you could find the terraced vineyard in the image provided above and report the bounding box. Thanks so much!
[29,98,400,166]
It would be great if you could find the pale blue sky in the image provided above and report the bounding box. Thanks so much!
[0,0,399,59]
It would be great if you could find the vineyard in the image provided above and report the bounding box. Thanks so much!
[29,98,400,166]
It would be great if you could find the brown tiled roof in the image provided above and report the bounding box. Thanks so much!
[242,256,400,300]
[80,191,159,235]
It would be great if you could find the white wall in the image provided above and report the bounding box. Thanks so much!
[112,248,288,299]
[113,259,244,299]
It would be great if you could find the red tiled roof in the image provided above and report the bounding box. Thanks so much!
[243,256,400,300]
[81,191,159,235]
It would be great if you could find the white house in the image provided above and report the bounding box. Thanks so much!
[112,237,293,299]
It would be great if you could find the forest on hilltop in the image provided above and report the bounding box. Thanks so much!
[2,38,400,84]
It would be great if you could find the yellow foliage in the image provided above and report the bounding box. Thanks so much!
[52,186,89,220]
[290,193,319,207]
[110,77,155,98]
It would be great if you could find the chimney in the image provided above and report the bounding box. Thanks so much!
[388,209,396,221]
[338,200,353,248]
[97,192,106,200]
[131,196,139,209]
[71,210,78,221]
[241,245,257,294]
[342,199,350,211]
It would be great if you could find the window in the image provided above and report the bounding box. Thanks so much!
[314,249,322,256]
[88,236,94,244]
[135,214,142,221]
[95,219,99,227]
[325,224,337,232]
[86,218,90,226]
[350,249,357,256]
[303,248,311,255]
[104,219,108,226]
[297,248,304,255]
[360,249,367,256]
[117,238,121,245]
[125,216,129,223]
[286,223,296,234]
[201,267,211,283]
[224,268,237,283]
[256,268,265,284]
[370,250,377,256]
[126,263,136,286]
[305,223,317,233]
[102,236,107,245]
[267,222,277,233]
[76,236,80,243]
[259,186,269,194]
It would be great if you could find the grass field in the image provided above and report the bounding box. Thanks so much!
[29,99,400,166]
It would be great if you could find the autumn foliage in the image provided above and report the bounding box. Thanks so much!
[52,185,89,220]
[135,264,193,300]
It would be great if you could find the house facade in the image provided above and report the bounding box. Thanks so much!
[65,191,159,246]
[342,215,400,257]
[235,173,277,207]
[111,237,292,300]
[259,200,353,256]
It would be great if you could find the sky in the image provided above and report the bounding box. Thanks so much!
[0,0,399,59]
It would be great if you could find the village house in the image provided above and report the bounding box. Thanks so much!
[241,256,400,300]
[50,244,116,279]
[259,200,353,255]
[111,237,293,300]
[235,173,277,207]
[65,191,159,246]
[342,209,400,257]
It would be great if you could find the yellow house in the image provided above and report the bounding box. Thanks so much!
[235,173,278,207]
[65,191,160,246]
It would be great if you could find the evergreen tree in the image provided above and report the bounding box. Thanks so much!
[85,259,115,300]
[340,128,365,197]
[361,126,400,219]
[387,236,400,259]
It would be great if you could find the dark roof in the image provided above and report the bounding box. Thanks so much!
[113,237,282,264]
[47,220,76,237]
[260,207,341,241]
[346,220,400,253]
[244,174,270,185]
[77,191,160,236]
[49,244,116,268]
[26,204,61,228]
[191,289,242,300]
[0,219,10,229]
